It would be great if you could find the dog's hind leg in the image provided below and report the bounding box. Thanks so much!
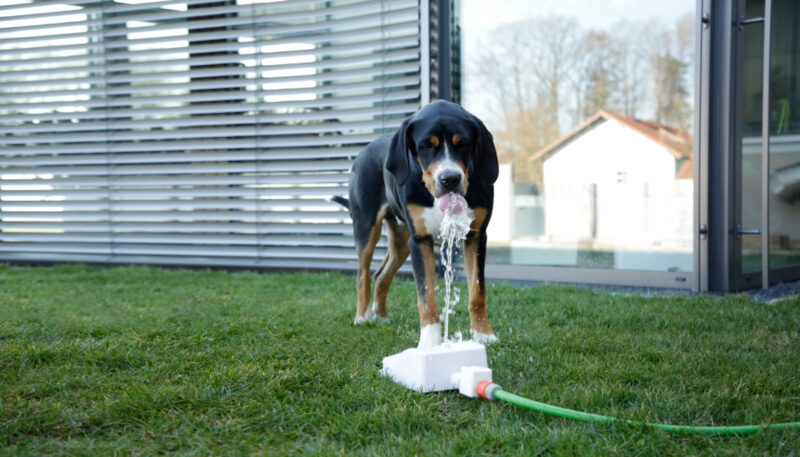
[372,215,410,320]
[353,205,387,324]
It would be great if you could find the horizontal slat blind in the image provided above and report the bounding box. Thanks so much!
[0,0,424,270]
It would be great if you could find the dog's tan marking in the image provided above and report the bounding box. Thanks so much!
[421,161,439,196]
[452,135,461,146]
[415,241,440,327]
[463,207,494,336]
[429,136,440,147]
[470,207,487,233]
[406,204,428,237]
[355,205,388,320]
[457,160,470,194]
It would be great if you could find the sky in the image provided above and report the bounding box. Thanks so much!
[460,0,695,36]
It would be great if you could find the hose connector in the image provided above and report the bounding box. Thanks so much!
[476,381,502,400]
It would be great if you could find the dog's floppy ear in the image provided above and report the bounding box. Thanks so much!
[385,117,414,185]
[471,115,499,184]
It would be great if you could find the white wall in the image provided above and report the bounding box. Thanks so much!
[488,163,513,243]
[596,181,693,248]
[541,183,597,240]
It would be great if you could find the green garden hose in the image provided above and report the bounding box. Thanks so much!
[476,381,800,435]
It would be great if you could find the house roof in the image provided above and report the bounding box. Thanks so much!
[528,110,694,165]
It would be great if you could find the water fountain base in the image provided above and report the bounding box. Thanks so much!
[381,340,491,394]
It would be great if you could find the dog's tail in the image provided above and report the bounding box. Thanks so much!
[330,196,350,210]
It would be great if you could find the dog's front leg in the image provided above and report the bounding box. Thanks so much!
[408,235,441,348]
[464,208,498,344]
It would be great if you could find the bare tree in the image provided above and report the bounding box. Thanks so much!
[472,16,583,184]
[572,30,625,120]
[648,13,694,131]
[610,19,652,118]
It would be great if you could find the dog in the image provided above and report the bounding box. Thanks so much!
[332,100,499,348]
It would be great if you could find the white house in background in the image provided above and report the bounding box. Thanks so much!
[530,110,693,188]
[487,163,514,244]
[526,110,694,270]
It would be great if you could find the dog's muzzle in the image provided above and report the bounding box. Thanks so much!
[434,163,466,197]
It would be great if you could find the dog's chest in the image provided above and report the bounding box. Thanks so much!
[419,201,474,237]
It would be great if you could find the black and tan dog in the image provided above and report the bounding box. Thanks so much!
[332,100,498,348]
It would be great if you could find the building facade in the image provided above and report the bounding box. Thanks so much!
[0,0,798,292]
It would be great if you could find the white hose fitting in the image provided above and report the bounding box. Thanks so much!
[451,366,492,398]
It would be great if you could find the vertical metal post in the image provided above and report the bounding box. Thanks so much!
[436,0,451,102]
[760,0,772,289]
[694,0,711,292]
[707,0,739,293]
[420,0,431,106]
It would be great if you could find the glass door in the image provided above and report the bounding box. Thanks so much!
[737,0,800,289]
[457,0,697,288]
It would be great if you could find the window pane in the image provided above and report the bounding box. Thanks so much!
[459,0,695,272]
[740,0,800,275]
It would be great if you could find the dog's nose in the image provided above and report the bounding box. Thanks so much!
[439,171,462,191]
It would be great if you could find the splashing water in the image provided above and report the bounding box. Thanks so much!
[438,193,473,342]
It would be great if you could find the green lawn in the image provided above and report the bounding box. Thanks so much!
[1,264,799,456]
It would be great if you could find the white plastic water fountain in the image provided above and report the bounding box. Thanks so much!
[381,193,493,395]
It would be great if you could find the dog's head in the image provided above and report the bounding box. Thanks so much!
[385,100,498,198]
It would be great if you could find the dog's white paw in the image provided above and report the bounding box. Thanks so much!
[353,304,388,325]
[353,306,374,325]
[470,329,499,344]
[417,323,442,348]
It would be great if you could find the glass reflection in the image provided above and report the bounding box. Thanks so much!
[740,0,800,274]
[460,0,695,272]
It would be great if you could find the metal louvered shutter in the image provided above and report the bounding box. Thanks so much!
[0,0,427,270]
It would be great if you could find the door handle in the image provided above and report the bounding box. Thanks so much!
[736,225,762,238]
